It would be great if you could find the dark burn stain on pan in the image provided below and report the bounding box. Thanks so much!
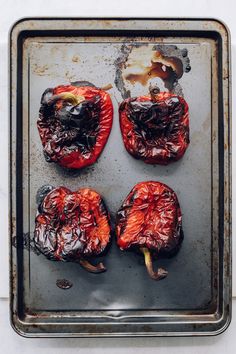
[114,44,191,98]
[56,279,73,290]
[114,44,133,99]
[12,232,41,256]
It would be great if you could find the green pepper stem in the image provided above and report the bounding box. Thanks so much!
[140,247,168,281]
[79,259,106,273]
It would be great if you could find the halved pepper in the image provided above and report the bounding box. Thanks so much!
[116,181,183,280]
[37,82,113,169]
[34,185,111,273]
[119,86,189,165]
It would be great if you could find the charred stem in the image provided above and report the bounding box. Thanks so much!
[100,83,113,91]
[140,247,168,281]
[149,84,160,102]
[79,259,106,273]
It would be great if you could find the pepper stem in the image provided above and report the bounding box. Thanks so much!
[79,259,106,273]
[149,83,160,102]
[57,92,85,105]
[100,83,113,91]
[140,247,168,281]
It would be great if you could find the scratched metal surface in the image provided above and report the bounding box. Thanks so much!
[10,19,231,337]
[25,40,211,310]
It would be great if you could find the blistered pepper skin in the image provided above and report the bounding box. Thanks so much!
[119,92,189,165]
[34,186,111,264]
[116,181,183,256]
[37,84,113,169]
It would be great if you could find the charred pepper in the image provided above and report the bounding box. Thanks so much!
[34,185,111,273]
[37,82,113,169]
[119,85,189,165]
[116,181,183,280]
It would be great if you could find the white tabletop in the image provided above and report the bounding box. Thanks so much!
[0,0,235,350]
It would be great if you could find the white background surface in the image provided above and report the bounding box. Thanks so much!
[0,0,235,351]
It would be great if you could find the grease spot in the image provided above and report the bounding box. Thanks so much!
[56,279,73,290]
[12,232,41,255]
[33,64,49,76]
[114,44,191,99]
[72,55,80,63]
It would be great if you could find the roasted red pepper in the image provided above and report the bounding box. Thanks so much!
[34,185,111,273]
[37,82,113,169]
[116,181,183,280]
[119,86,189,165]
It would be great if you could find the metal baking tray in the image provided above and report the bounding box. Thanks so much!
[9,18,231,337]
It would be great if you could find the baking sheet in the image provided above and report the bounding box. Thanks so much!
[26,40,211,311]
[10,18,231,336]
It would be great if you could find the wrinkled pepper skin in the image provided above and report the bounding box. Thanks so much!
[119,92,189,165]
[116,181,183,280]
[34,186,111,269]
[37,83,113,169]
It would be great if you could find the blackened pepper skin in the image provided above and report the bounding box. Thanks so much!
[37,83,113,169]
[119,89,189,165]
[116,181,183,280]
[34,185,111,273]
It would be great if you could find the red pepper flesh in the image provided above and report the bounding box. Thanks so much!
[34,186,111,273]
[119,91,189,165]
[37,83,113,169]
[116,181,183,280]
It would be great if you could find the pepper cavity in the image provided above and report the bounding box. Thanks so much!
[119,91,189,165]
[37,83,113,169]
[55,95,101,131]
